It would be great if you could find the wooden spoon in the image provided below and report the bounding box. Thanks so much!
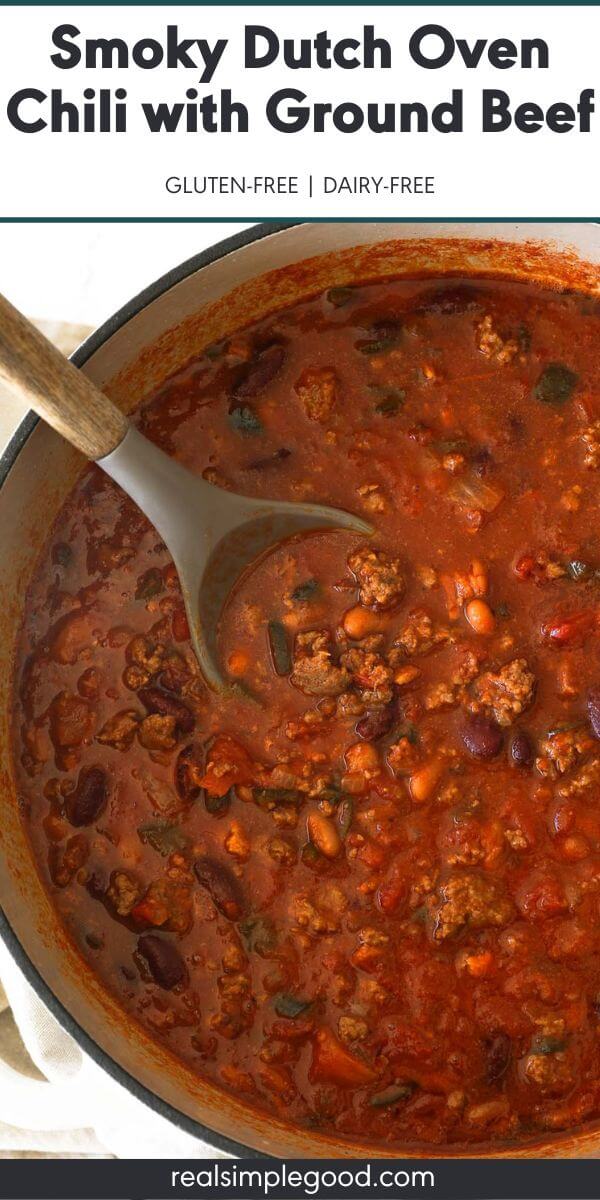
[0,292,372,691]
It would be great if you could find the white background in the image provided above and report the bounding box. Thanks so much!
[0,221,250,325]
[0,5,598,217]
[0,220,250,445]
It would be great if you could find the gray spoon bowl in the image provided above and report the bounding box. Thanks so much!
[100,426,372,691]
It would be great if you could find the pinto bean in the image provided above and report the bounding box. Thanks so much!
[462,716,503,760]
[465,598,496,636]
[194,856,244,920]
[307,811,342,859]
[137,933,188,990]
[342,605,383,639]
[138,686,194,734]
[409,759,443,803]
[66,766,108,827]
[175,743,205,803]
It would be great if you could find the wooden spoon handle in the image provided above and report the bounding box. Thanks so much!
[0,292,128,460]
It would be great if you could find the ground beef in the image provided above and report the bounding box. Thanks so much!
[387,735,420,775]
[338,1016,369,1042]
[425,681,459,711]
[348,546,406,610]
[106,870,142,917]
[536,726,595,777]
[522,1047,576,1096]
[137,714,177,752]
[340,646,394,705]
[291,631,350,697]
[467,658,536,727]
[390,609,453,658]
[476,314,520,364]
[96,710,140,750]
[126,635,165,678]
[429,871,515,941]
[295,366,337,422]
[293,884,348,935]
[557,756,600,798]
[581,420,600,469]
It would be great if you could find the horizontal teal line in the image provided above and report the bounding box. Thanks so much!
[0,2,590,5]
[0,217,597,223]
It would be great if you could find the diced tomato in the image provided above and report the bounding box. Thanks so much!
[269,1018,314,1042]
[350,944,384,973]
[377,860,408,915]
[514,553,535,580]
[199,735,255,797]
[515,867,569,921]
[309,1027,376,1087]
[541,609,598,646]
[131,895,168,927]
[357,840,386,869]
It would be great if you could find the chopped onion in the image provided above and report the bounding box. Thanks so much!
[448,474,504,513]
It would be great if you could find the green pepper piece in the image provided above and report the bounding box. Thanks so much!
[229,404,263,434]
[291,579,320,603]
[205,786,235,817]
[369,1082,414,1107]
[535,363,578,405]
[240,915,277,954]
[372,387,406,417]
[138,820,187,857]
[253,786,302,811]
[268,620,292,675]
[532,1035,566,1055]
[135,567,164,601]
[274,993,312,1019]
[327,286,354,308]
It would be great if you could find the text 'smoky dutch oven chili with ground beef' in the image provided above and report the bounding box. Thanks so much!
[11,275,600,1148]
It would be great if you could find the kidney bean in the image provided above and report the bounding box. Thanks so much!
[414,283,482,315]
[485,1034,511,1084]
[66,767,108,827]
[194,857,244,920]
[137,933,188,990]
[462,716,503,760]
[138,686,194,734]
[355,703,395,742]
[588,687,600,739]
[52,542,72,567]
[171,605,190,642]
[175,743,205,803]
[234,343,285,398]
[510,731,533,767]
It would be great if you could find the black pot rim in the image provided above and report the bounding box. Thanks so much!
[0,218,302,1160]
